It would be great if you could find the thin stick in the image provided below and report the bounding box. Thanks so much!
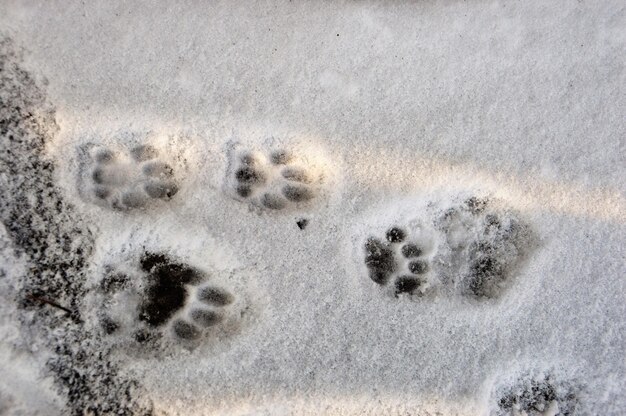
[26,294,73,315]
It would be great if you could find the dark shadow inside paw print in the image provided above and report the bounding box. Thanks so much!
[364,237,396,284]
[270,150,293,165]
[282,184,313,202]
[467,248,505,298]
[130,144,159,162]
[172,319,200,340]
[94,148,116,164]
[395,275,423,294]
[386,227,406,243]
[198,287,234,306]
[144,181,178,199]
[468,214,528,299]
[236,166,265,185]
[401,243,422,258]
[138,253,202,327]
[408,260,429,274]
[190,309,222,327]
[281,167,311,184]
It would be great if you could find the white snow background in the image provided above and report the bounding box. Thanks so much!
[0,1,624,415]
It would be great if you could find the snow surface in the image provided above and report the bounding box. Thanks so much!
[0,1,624,415]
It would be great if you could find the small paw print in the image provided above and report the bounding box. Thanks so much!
[97,252,236,346]
[226,146,322,210]
[82,143,179,211]
[364,226,434,296]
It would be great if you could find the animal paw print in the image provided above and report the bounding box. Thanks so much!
[435,196,530,299]
[492,373,579,416]
[97,252,235,345]
[364,226,435,296]
[82,143,179,211]
[226,146,321,210]
[361,195,532,301]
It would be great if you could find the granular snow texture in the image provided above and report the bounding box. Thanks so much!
[0,1,624,415]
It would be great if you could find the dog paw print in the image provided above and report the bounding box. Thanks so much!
[97,252,235,345]
[82,143,179,211]
[226,146,322,210]
[493,373,579,416]
[364,226,435,296]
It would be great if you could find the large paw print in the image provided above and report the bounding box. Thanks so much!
[492,373,579,416]
[226,147,322,210]
[364,226,435,296]
[435,196,530,299]
[82,144,179,211]
[97,252,235,345]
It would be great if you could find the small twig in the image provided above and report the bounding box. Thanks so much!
[26,294,73,315]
